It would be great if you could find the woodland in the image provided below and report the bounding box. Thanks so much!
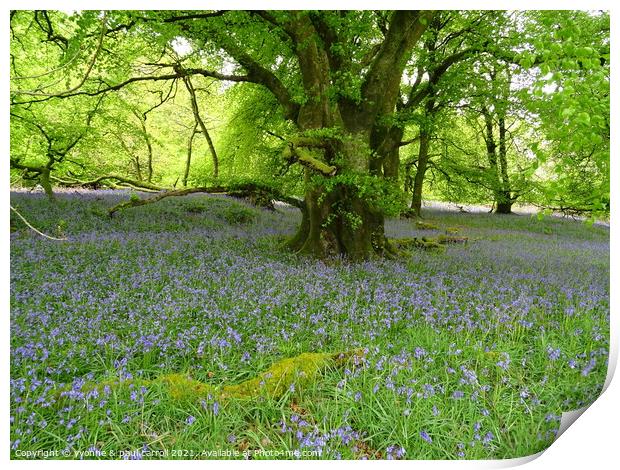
[9,10,610,258]
[9,10,610,460]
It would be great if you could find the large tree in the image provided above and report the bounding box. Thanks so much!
[12,10,434,259]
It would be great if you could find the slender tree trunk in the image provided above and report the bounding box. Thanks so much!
[410,130,431,216]
[183,124,198,187]
[202,127,218,179]
[138,117,154,183]
[183,76,219,179]
[115,133,142,181]
[134,157,143,182]
[482,107,512,213]
[496,115,513,213]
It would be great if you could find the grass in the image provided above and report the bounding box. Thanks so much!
[10,190,609,459]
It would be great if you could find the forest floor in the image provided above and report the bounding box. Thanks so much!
[10,190,609,460]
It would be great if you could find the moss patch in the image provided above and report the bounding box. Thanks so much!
[58,350,365,405]
[415,220,439,230]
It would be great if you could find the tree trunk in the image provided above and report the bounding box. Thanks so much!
[133,156,143,182]
[495,115,513,214]
[267,11,430,260]
[39,168,55,202]
[139,117,154,183]
[287,132,394,260]
[482,107,512,214]
[183,124,198,187]
[495,199,513,214]
[202,127,219,179]
[410,131,431,217]
[290,182,389,261]
[116,132,142,181]
[183,76,219,179]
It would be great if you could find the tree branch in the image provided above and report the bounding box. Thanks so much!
[108,182,304,215]
[282,145,337,176]
[10,205,67,241]
[360,11,433,126]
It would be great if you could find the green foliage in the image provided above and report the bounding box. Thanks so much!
[313,173,407,218]
[221,202,259,225]
[9,9,609,220]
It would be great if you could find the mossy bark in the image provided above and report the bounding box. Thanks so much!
[289,146,390,261]
[39,168,55,202]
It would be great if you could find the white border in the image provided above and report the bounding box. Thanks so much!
[3,1,617,468]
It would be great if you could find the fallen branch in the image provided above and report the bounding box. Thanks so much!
[108,182,304,215]
[10,205,67,241]
[51,174,165,191]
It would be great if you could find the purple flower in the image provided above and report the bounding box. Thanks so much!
[547,346,561,361]
[414,347,427,359]
[496,352,511,370]
[386,445,406,459]
[582,358,596,376]
[420,430,432,443]
[186,415,196,425]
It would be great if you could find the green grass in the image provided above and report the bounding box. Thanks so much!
[10,191,609,459]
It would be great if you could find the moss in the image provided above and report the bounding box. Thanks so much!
[221,352,334,399]
[415,220,439,230]
[156,373,217,401]
[59,350,366,405]
[437,234,468,244]
[392,237,444,251]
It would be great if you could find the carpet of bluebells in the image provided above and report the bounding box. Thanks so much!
[10,190,609,460]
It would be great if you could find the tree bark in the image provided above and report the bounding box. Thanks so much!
[39,168,55,202]
[281,12,432,259]
[483,107,513,214]
[115,132,142,181]
[137,114,154,183]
